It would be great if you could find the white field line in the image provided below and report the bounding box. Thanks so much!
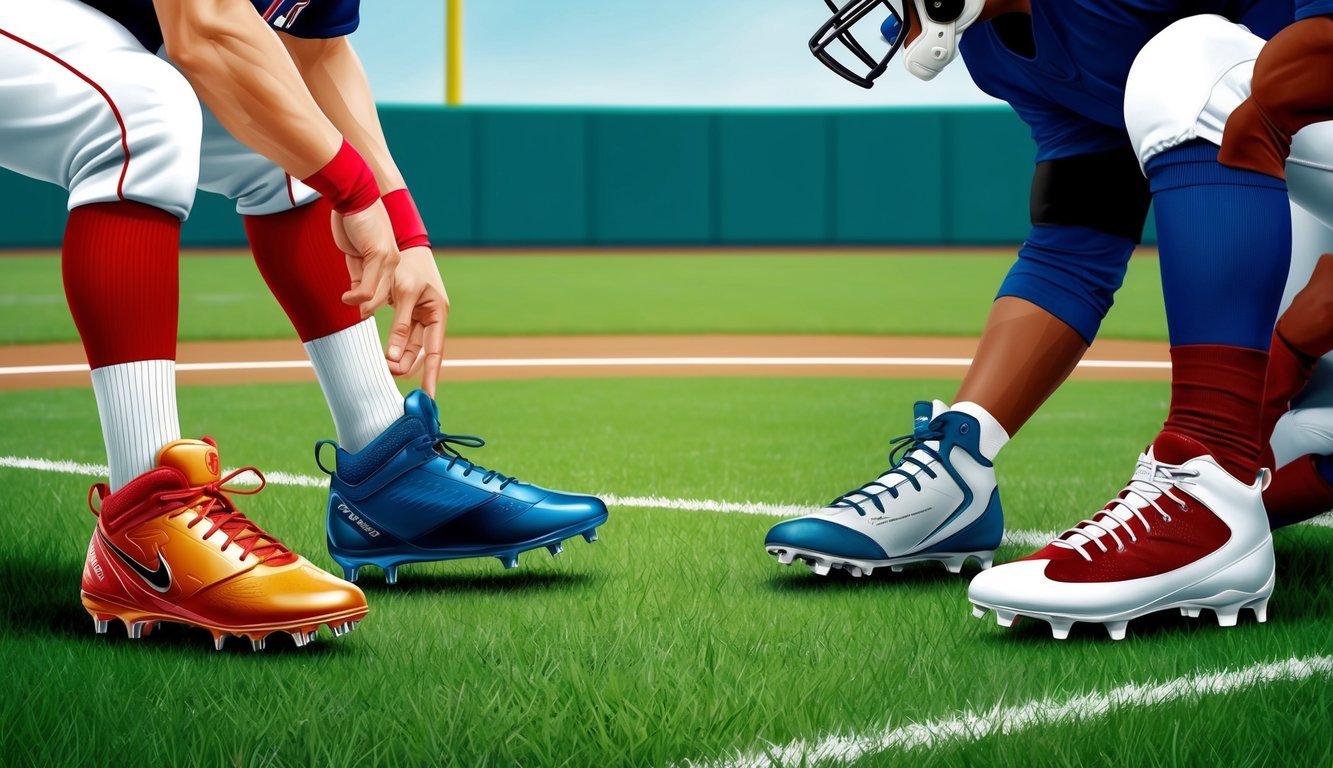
[0,356,1173,378]
[690,655,1333,768]
[1,456,1326,549]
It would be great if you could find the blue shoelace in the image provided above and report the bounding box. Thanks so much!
[830,425,945,516]
[430,432,518,489]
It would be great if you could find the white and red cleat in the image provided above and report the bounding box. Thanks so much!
[967,432,1274,641]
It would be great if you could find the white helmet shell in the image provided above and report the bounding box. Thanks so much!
[903,0,987,80]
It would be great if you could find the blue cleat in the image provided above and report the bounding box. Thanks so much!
[317,390,609,584]
[765,400,1003,578]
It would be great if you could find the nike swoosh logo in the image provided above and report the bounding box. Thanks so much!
[100,532,172,593]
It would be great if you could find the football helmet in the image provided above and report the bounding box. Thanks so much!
[810,0,986,86]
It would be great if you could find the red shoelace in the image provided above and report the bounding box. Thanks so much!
[156,467,297,565]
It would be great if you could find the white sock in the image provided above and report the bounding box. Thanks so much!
[304,318,404,453]
[91,360,181,491]
[951,401,1010,462]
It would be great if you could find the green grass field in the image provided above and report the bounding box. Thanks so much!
[0,250,1171,343]
[2,252,1329,767]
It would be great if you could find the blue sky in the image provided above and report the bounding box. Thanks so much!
[350,0,998,107]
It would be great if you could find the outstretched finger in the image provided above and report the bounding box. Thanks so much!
[386,287,419,363]
[421,317,445,398]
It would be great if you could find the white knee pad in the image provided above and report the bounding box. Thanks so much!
[0,0,201,219]
[195,89,318,216]
[1124,15,1263,170]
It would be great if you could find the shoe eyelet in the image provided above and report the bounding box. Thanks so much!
[960,424,970,434]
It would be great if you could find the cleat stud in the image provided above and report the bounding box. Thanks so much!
[1048,619,1073,640]
[861,566,874,577]
[582,529,599,543]
[127,621,147,640]
[996,610,1017,628]
[846,565,863,578]
[342,566,361,582]
[250,636,266,652]
[93,617,110,635]
[383,566,399,586]
[348,621,359,633]
[213,634,228,652]
[499,553,519,570]
[776,550,795,566]
[1105,621,1129,641]
[812,561,832,577]
[1180,607,1203,619]
[292,631,307,648]
[890,565,904,574]
[979,553,996,570]
[944,561,963,575]
[1215,607,1240,628]
[1250,597,1270,623]
[547,542,563,557]
[970,604,987,620]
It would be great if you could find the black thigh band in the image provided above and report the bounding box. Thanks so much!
[1030,146,1152,243]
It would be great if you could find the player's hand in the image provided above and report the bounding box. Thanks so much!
[384,246,450,397]
[331,201,399,316]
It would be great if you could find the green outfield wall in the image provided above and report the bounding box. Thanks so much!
[0,106,1155,248]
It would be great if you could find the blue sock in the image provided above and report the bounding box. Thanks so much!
[1147,140,1291,350]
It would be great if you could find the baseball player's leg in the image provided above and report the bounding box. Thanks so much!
[195,99,401,452]
[0,0,200,490]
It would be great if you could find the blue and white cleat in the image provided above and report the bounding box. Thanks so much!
[318,390,609,584]
[765,401,1003,578]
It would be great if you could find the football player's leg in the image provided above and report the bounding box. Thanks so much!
[766,148,1147,578]
[194,99,401,453]
[0,0,200,491]
[1263,140,1333,527]
[967,17,1284,640]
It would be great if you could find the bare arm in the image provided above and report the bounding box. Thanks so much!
[153,0,341,177]
[281,33,450,396]
[152,0,397,312]
[280,35,406,192]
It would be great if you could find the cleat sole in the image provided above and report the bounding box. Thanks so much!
[766,546,997,579]
[82,592,366,651]
[330,515,608,585]
[970,571,1275,642]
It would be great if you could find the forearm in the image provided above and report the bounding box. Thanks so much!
[282,35,406,193]
[154,0,342,178]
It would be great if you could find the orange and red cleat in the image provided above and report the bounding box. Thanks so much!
[81,438,367,651]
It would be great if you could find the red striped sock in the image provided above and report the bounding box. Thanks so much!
[246,198,360,343]
[62,201,180,367]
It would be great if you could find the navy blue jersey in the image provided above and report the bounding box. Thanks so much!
[960,0,1294,161]
[1297,0,1333,17]
[80,0,359,52]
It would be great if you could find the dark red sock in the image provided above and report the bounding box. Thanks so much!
[1263,455,1333,529]
[245,199,361,342]
[61,202,180,368]
[1258,330,1317,466]
[1162,345,1268,482]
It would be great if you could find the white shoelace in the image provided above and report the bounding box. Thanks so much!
[1051,464,1199,561]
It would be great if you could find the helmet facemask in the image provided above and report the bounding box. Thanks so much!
[809,0,985,87]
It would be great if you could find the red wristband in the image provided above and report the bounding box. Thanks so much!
[382,188,431,250]
[301,139,380,215]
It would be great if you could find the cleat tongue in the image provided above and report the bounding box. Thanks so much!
[157,439,222,485]
[402,390,441,432]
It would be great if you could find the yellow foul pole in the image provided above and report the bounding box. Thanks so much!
[446,0,462,105]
